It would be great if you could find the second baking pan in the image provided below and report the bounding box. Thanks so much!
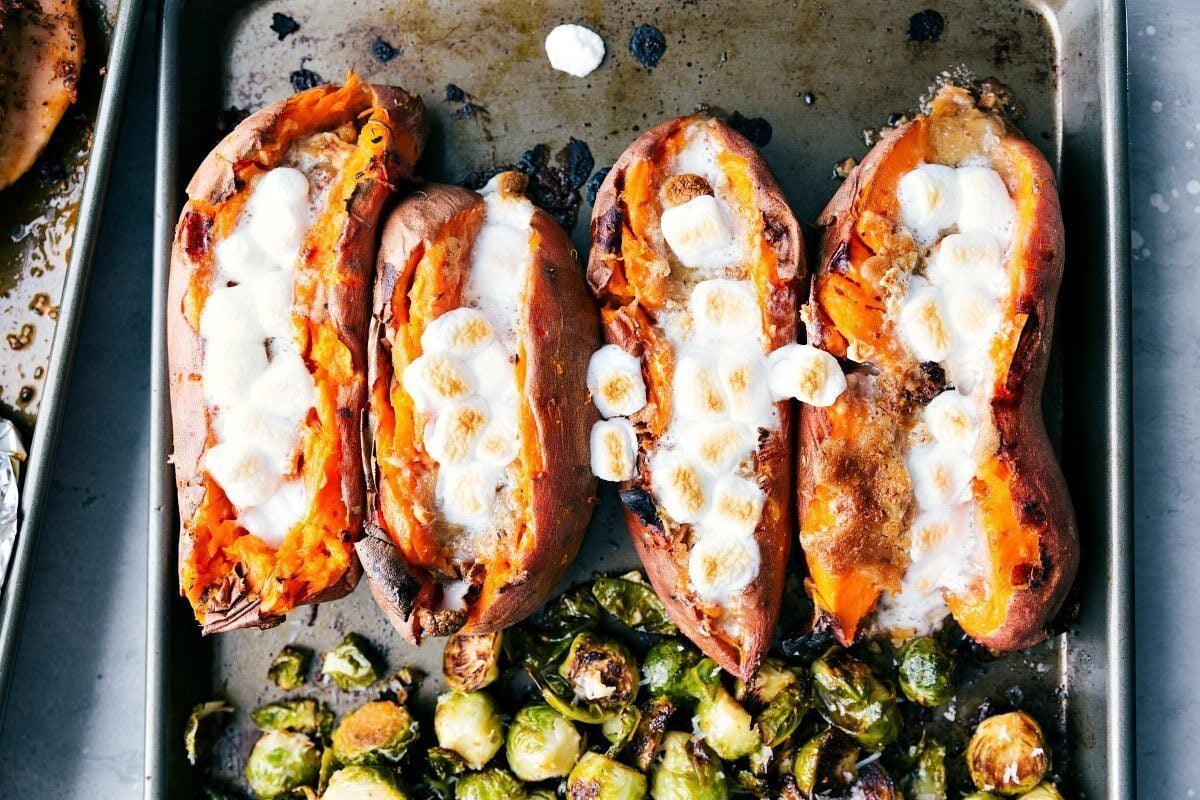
[146,0,1132,796]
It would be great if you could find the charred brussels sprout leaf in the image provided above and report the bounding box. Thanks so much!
[756,683,809,748]
[456,768,525,800]
[566,752,647,800]
[901,737,947,800]
[244,730,320,799]
[539,585,600,641]
[735,658,802,710]
[330,700,418,765]
[506,703,583,781]
[602,704,641,758]
[896,637,956,707]
[556,633,640,712]
[434,691,505,769]
[317,747,337,795]
[422,746,467,799]
[811,648,902,751]
[184,700,233,766]
[627,696,676,772]
[792,727,860,797]
[651,731,729,800]
[1019,784,1065,800]
[250,699,334,739]
[853,761,898,800]
[591,573,677,634]
[322,765,408,800]
[643,639,700,702]
[967,711,1050,795]
[443,631,503,693]
[266,645,310,690]
[503,626,570,672]
[322,634,382,691]
[380,666,425,705]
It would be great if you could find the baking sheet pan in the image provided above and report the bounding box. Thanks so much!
[0,0,146,723]
[146,0,1133,796]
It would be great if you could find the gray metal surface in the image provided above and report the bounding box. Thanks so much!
[147,1,1132,798]
[0,0,146,723]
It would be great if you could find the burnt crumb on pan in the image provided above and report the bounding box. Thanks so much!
[463,139,594,229]
[270,12,300,40]
[560,137,595,188]
[453,102,488,119]
[907,9,945,43]
[726,111,773,147]
[832,156,857,180]
[629,23,667,68]
[289,57,324,92]
[976,76,1027,120]
[215,105,251,141]
[444,83,466,103]
[305,604,319,626]
[585,167,611,206]
[444,85,487,119]
[862,112,914,147]
[371,36,401,62]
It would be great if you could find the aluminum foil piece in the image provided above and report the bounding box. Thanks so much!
[0,419,27,598]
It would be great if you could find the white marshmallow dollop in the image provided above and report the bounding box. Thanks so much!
[688,529,761,604]
[897,163,961,245]
[898,279,954,364]
[766,343,846,407]
[544,24,606,78]
[660,195,738,270]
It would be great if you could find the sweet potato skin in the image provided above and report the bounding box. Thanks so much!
[168,81,428,633]
[588,116,803,679]
[361,182,600,642]
[803,87,1078,651]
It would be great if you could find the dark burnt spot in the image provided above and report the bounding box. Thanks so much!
[371,36,401,62]
[727,111,773,147]
[629,23,667,68]
[289,58,324,92]
[1021,500,1047,525]
[270,12,300,40]
[444,83,466,103]
[585,167,611,206]
[215,105,250,141]
[453,102,487,119]
[561,138,595,189]
[907,9,944,43]
[181,210,212,261]
[1011,560,1041,588]
[619,488,661,529]
[780,627,836,661]
[594,204,624,254]
[463,140,593,228]
[337,407,352,420]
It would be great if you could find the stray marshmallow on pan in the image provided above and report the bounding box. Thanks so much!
[545,24,606,77]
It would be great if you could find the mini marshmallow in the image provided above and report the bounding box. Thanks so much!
[688,529,761,604]
[923,390,980,453]
[927,232,1006,291]
[475,402,521,467]
[673,355,727,421]
[214,231,273,285]
[203,339,268,408]
[587,345,648,418]
[403,352,476,413]
[689,279,762,341]
[425,398,491,465]
[544,24,606,78]
[660,194,736,270]
[955,166,1016,248]
[650,450,710,523]
[590,418,638,482]
[464,203,530,348]
[437,462,502,526]
[422,307,496,359]
[907,509,956,561]
[898,282,954,363]
[907,442,975,510]
[248,351,316,425]
[897,163,961,244]
[200,285,266,342]
[220,405,301,473]
[204,443,278,508]
[717,347,775,427]
[701,474,765,538]
[251,270,296,340]
[239,479,308,548]
[682,420,756,475]
[247,167,311,267]
[766,343,846,407]
[943,282,1001,344]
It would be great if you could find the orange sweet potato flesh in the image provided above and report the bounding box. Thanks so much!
[358,177,600,643]
[168,75,428,633]
[588,117,803,679]
[800,85,1078,650]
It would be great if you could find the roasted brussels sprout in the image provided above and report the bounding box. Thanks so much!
[1019,784,1065,800]
[434,691,505,769]
[330,700,418,765]
[318,746,338,795]
[735,658,801,710]
[602,704,641,757]
[962,794,1003,800]
[322,765,408,800]
[380,666,425,705]
[244,730,320,798]
[506,703,583,781]
[250,699,334,739]
[696,684,761,760]
[650,731,729,800]
[322,634,382,691]
[504,626,570,672]
[591,572,677,634]
[422,746,467,799]
[896,637,956,707]
[456,768,525,800]
[567,752,647,800]
[557,633,640,711]
[443,631,503,693]
[627,696,676,772]
[540,584,601,641]
[811,648,902,751]
[967,711,1050,795]
[852,761,898,800]
[683,656,723,702]
[527,791,557,800]
[901,737,947,800]
[184,700,232,766]
[792,727,860,797]
[267,645,311,690]
[756,683,809,748]
[643,640,700,702]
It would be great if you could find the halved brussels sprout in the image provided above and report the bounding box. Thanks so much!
[244,730,320,799]
[591,573,677,634]
[184,700,232,766]
[566,752,647,800]
[695,684,761,760]
[735,658,802,710]
[651,731,729,800]
[683,657,723,703]
[792,727,860,797]
[250,699,334,739]
[422,747,467,800]
[527,791,557,800]
[627,696,676,772]
[1019,784,1065,800]
[602,704,641,757]
[967,711,1050,795]
[540,585,600,641]
[456,768,525,800]
[267,645,311,690]
[901,737,947,800]
[756,683,809,748]
[433,691,504,769]
[896,637,956,708]
[443,632,503,693]
[322,634,382,691]
[506,704,583,782]
[852,761,898,800]
[330,700,418,765]
[322,765,407,800]
[554,632,639,717]
[643,640,700,702]
[811,648,902,751]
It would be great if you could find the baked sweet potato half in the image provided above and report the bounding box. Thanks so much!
[168,75,428,632]
[799,84,1078,650]
[587,116,804,679]
[359,171,600,642]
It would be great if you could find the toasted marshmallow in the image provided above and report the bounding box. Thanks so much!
[897,163,961,244]
[907,509,957,561]
[402,353,476,413]
[422,307,496,359]
[249,270,295,340]
[248,351,316,424]
[544,23,606,77]
[437,462,502,526]
[650,450,710,523]
[469,341,517,388]
[590,418,638,482]
[717,347,774,427]
[475,412,520,467]
[246,167,311,267]
[587,345,648,418]
[907,442,975,509]
[425,398,491,465]
[203,339,268,408]
[955,166,1016,248]
[220,405,300,473]
[239,479,307,548]
[660,194,737,270]
[688,529,760,604]
[766,343,846,407]
[927,232,1006,290]
[943,282,1001,344]
[924,391,979,453]
[200,285,266,342]
[701,475,765,538]
[898,281,954,363]
[689,279,762,341]
[213,231,273,285]
[682,420,756,475]
[204,443,278,508]
[463,189,534,348]
[673,355,727,421]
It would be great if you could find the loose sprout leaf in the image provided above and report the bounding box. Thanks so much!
[250,699,334,739]
[537,585,600,641]
[591,575,677,634]
[184,700,233,766]
[601,704,641,758]
[321,633,382,691]
[267,645,311,690]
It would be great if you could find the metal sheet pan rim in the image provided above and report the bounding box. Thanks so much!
[0,0,148,726]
